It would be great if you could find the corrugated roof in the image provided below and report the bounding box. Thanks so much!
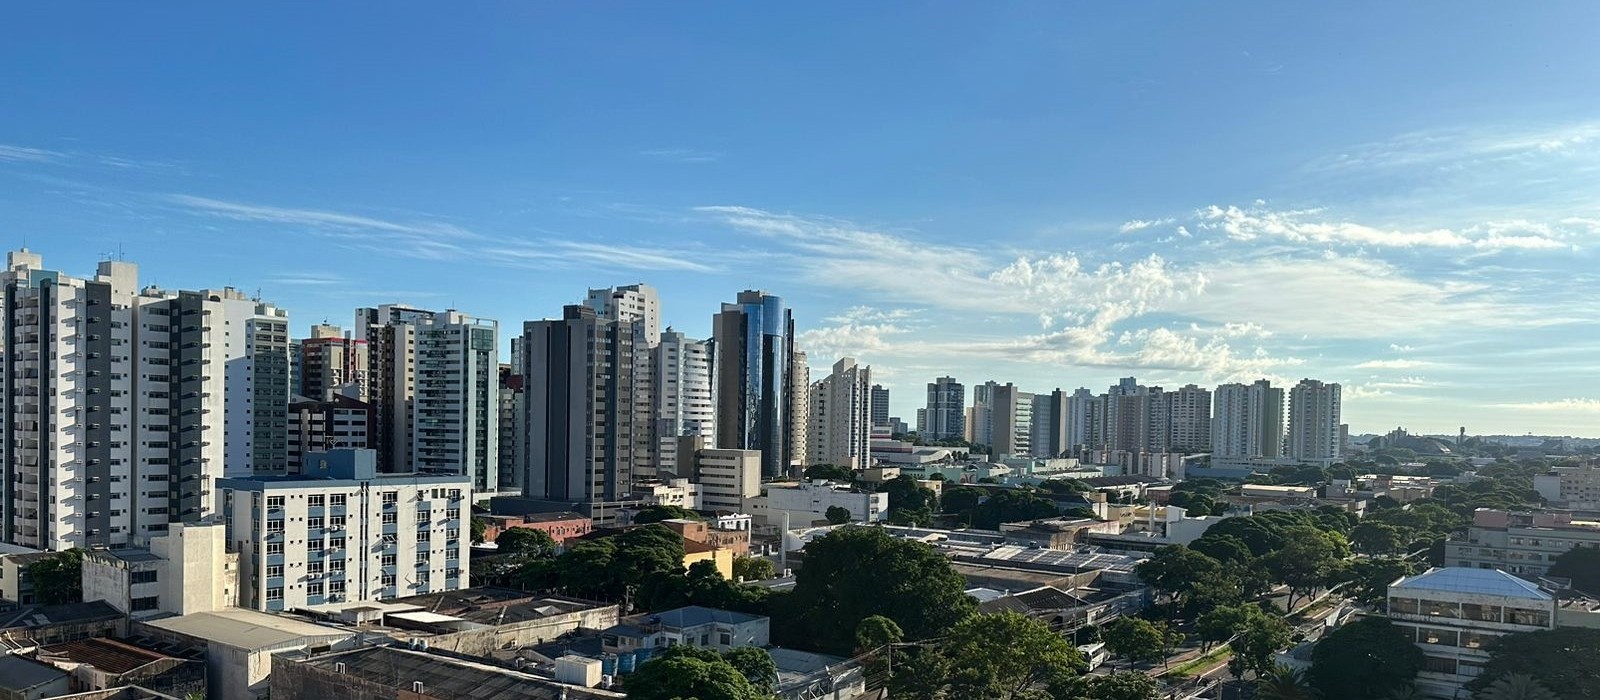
[1391,567,1552,601]
[0,654,68,691]
[302,646,622,699]
[41,637,173,674]
[143,608,353,650]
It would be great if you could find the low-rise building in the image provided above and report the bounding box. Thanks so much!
[219,448,471,611]
[479,512,592,544]
[138,607,358,700]
[1534,462,1600,509]
[633,478,702,511]
[32,638,206,698]
[287,394,374,473]
[1387,568,1560,698]
[81,522,237,619]
[601,606,770,656]
[0,601,126,648]
[0,655,71,700]
[688,444,763,514]
[1445,508,1600,578]
[271,645,623,699]
[754,482,887,527]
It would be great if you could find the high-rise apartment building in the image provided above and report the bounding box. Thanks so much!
[583,285,661,480]
[1064,388,1098,454]
[298,323,368,401]
[652,328,714,477]
[497,365,523,492]
[808,357,874,469]
[357,305,499,491]
[0,252,264,550]
[923,377,965,443]
[1166,384,1212,453]
[991,383,1033,457]
[869,384,890,427]
[287,394,374,472]
[789,349,809,469]
[1212,379,1285,461]
[518,305,634,504]
[221,448,469,611]
[970,381,999,447]
[1287,378,1341,464]
[712,291,796,478]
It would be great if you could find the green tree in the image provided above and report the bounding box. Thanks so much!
[825,505,851,525]
[1203,517,1288,557]
[1546,546,1600,595]
[1230,608,1293,676]
[470,517,488,544]
[1351,521,1405,555]
[777,527,975,654]
[1135,546,1222,614]
[26,549,84,605]
[1263,526,1346,609]
[940,486,982,514]
[854,615,903,651]
[1255,664,1320,700]
[633,504,702,524]
[1343,557,1418,608]
[879,475,938,516]
[625,646,767,700]
[1469,627,1600,700]
[1308,617,1423,699]
[1101,616,1166,670]
[495,527,557,560]
[721,647,778,693]
[805,463,856,482]
[926,611,1089,700]
[1195,604,1253,653]
[732,556,775,582]
[969,489,1060,530]
[1474,673,1560,700]
[1190,534,1253,566]
[1053,671,1160,700]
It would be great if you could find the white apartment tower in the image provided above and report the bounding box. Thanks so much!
[808,357,873,469]
[1212,379,1285,460]
[584,285,661,479]
[788,348,810,470]
[991,383,1033,457]
[0,251,250,551]
[923,377,965,443]
[209,289,291,477]
[651,329,714,477]
[1288,378,1342,465]
[1166,384,1212,453]
[221,449,470,611]
[357,305,499,492]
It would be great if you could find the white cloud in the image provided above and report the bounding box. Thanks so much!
[1388,344,1414,352]
[1311,121,1600,172]
[1494,399,1600,413]
[1118,217,1174,233]
[1196,203,1572,251]
[1354,359,1436,369]
[0,144,65,163]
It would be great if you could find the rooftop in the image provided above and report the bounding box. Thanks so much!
[299,646,621,699]
[142,608,354,650]
[1391,567,1553,601]
[0,654,67,692]
[40,637,176,674]
[978,585,1089,615]
[0,601,123,630]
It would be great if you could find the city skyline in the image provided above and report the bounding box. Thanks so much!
[4,4,1599,436]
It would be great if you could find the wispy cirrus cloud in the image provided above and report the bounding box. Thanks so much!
[1196,203,1575,251]
[174,194,720,272]
[1354,359,1438,370]
[1494,398,1600,413]
[1118,217,1174,233]
[0,144,66,163]
[640,148,721,163]
[1309,121,1600,172]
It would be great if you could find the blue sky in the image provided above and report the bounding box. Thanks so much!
[4,3,1599,436]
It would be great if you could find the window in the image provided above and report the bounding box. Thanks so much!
[266,519,284,533]
[381,574,396,587]
[265,587,284,601]
[382,491,398,504]
[308,539,324,551]
[329,537,345,549]
[266,565,283,578]
[307,582,323,596]
[382,512,397,524]
[308,494,325,508]
[132,596,160,611]
[445,508,460,520]
[266,541,284,555]
[330,494,347,507]
[381,554,396,567]
[309,516,324,529]
[131,569,158,584]
[330,515,346,528]
[308,561,323,575]
[329,559,345,572]
[448,489,462,500]
[381,533,398,545]
[329,581,345,594]
[720,632,732,646]
[266,496,284,509]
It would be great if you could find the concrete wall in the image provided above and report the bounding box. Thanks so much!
[424,605,619,657]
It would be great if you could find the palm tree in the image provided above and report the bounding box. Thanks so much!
[1254,664,1320,700]
[1475,673,1560,700]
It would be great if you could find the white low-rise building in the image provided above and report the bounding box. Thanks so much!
[1387,567,1557,698]
[82,521,238,618]
[753,481,887,527]
[219,448,470,612]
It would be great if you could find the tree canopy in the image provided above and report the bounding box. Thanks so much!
[495,527,557,559]
[1101,616,1168,669]
[1135,545,1222,611]
[824,505,851,525]
[969,489,1060,530]
[805,463,856,482]
[777,527,975,654]
[26,549,84,605]
[1470,627,1600,700]
[732,556,775,582]
[1053,671,1161,700]
[893,611,1087,700]
[625,646,770,700]
[1307,617,1422,699]
[1546,546,1600,595]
